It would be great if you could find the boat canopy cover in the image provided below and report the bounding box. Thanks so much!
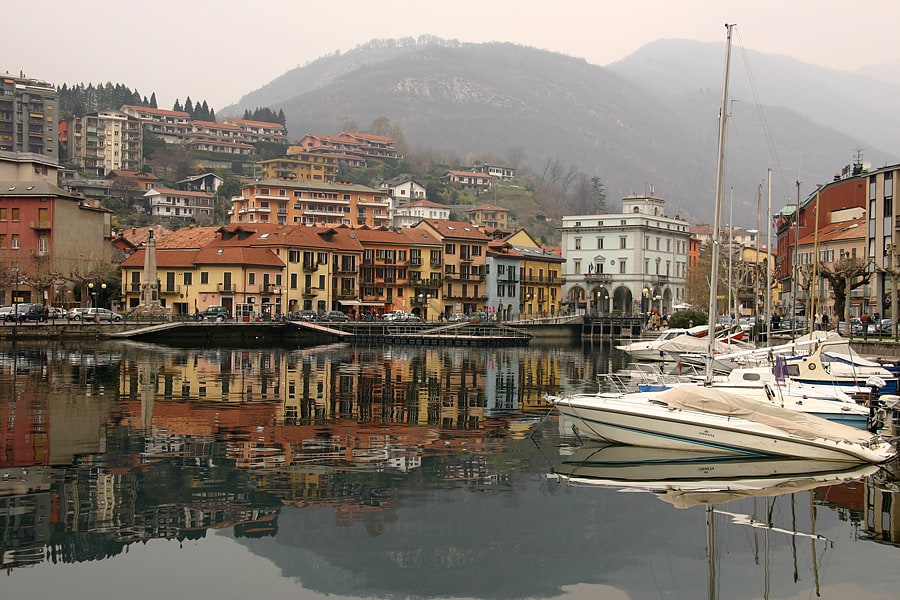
[657,386,873,444]
[658,334,733,355]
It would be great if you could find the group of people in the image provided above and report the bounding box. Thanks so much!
[646,311,668,331]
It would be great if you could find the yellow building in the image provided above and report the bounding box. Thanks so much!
[415,219,490,315]
[497,229,564,318]
[257,147,340,182]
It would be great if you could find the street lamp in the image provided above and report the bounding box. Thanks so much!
[88,281,107,310]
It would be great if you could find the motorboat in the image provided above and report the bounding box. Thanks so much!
[615,328,692,362]
[788,339,899,394]
[550,443,880,508]
[549,385,896,463]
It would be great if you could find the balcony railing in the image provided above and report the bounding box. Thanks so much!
[302,287,316,297]
[30,220,52,230]
[218,283,235,292]
[161,284,181,294]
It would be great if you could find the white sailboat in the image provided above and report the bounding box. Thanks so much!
[550,24,896,463]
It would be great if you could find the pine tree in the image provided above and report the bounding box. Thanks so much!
[149,92,157,108]
[173,99,182,111]
[184,97,194,116]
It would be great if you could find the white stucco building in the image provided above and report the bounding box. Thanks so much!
[560,194,690,316]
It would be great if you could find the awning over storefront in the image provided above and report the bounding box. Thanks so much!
[338,300,385,306]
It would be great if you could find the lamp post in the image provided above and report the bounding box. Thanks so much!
[88,282,107,311]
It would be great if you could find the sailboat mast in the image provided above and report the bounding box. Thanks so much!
[766,169,773,349]
[706,23,735,381]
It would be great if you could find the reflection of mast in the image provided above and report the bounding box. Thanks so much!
[707,505,717,600]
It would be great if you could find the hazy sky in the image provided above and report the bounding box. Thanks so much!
[5,0,899,111]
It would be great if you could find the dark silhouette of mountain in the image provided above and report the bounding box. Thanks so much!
[223,38,898,226]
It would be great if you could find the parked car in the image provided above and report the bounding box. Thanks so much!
[83,308,123,322]
[320,310,349,322]
[468,311,489,323]
[46,306,67,319]
[447,313,469,323]
[876,318,894,335]
[68,307,91,320]
[0,306,13,321]
[17,303,47,322]
[197,306,230,322]
[382,310,408,322]
[294,309,318,322]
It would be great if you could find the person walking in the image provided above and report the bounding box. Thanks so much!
[861,312,871,340]
[821,311,829,331]
[814,312,823,331]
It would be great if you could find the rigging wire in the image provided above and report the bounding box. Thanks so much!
[733,28,793,206]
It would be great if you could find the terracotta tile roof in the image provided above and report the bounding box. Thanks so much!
[798,218,865,245]
[195,246,284,267]
[446,170,489,177]
[398,228,442,246]
[117,225,172,247]
[466,203,508,212]
[156,226,220,249]
[403,200,446,209]
[351,227,414,245]
[145,187,215,198]
[121,104,190,118]
[107,169,158,181]
[222,118,285,130]
[419,219,490,241]
[192,120,242,130]
[341,131,393,143]
[120,248,197,268]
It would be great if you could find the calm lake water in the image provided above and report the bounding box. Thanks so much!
[2,339,900,599]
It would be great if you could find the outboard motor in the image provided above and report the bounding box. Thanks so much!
[866,375,888,433]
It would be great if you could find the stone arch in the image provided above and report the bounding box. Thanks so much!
[613,286,633,313]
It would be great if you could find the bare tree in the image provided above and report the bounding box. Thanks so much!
[815,257,873,326]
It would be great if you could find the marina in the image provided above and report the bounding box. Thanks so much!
[2,339,900,600]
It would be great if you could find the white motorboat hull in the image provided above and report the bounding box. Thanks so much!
[551,393,895,463]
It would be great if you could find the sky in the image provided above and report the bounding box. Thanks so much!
[5,0,899,112]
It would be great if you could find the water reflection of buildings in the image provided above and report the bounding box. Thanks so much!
[2,343,566,572]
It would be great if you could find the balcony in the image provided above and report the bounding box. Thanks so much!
[218,283,236,292]
[30,220,52,230]
[302,287,317,297]
[584,273,612,285]
[161,284,181,294]
[302,261,318,272]
[337,290,357,300]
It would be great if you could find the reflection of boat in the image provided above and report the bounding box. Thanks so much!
[553,444,880,508]
[550,385,896,463]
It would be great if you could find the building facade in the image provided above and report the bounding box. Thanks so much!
[66,110,143,175]
[0,151,112,307]
[229,179,391,228]
[560,194,690,316]
[0,75,57,156]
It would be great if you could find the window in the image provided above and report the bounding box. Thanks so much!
[619,236,626,249]
[0,234,5,249]
[597,237,603,249]
[445,243,456,255]
[11,208,19,221]
[574,237,582,250]
[200,271,209,284]
[183,272,193,285]
[11,234,19,249]
[0,208,5,220]
[619,259,626,274]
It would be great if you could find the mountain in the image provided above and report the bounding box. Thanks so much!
[223,38,898,227]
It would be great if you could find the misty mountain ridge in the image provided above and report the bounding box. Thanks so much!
[222,37,898,227]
